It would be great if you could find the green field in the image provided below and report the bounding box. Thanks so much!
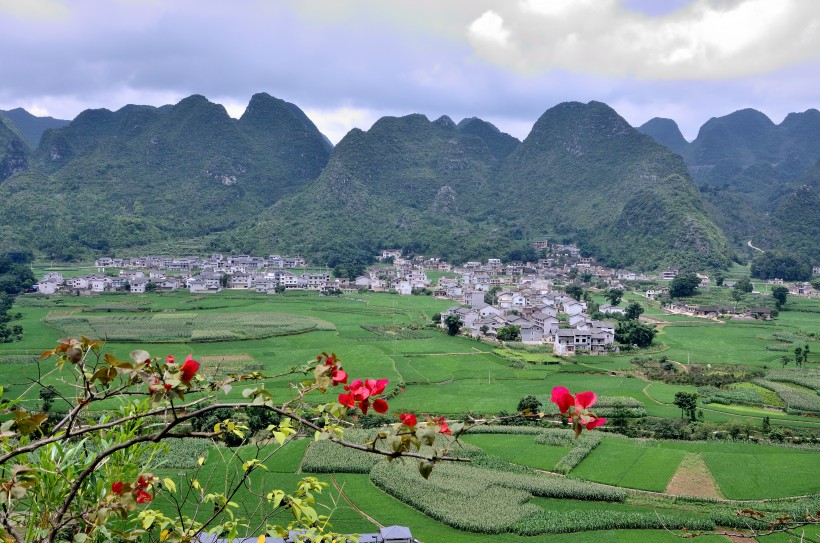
[5,285,820,541]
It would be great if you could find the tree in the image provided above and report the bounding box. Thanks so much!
[715,272,725,287]
[480,324,489,336]
[496,324,521,341]
[565,284,583,300]
[615,320,656,348]
[734,276,753,294]
[431,312,441,324]
[668,273,700,298]
[274,284,286,294]
[795,346,804,367]
[444,314,462,336]
[517,395,541,415]
[484,286,501,305]
[771,285,788,309]
[604,288,623,306]
[673,391,698,421]
[219,273,229,288]
[624,302,644,321]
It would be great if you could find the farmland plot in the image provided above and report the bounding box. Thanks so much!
[42,311,334,343]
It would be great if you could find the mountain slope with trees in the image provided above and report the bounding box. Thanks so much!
[637,118,689,155]
[0,113,31,181]
[495,101,732,270]
[0,107,70,147]
[0,93,332,259]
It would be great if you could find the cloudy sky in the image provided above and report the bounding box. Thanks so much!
[1,0,819,143]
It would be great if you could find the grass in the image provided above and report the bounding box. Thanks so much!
[703,450,820,499]
[460,434,573,471]
[571,440,685,492]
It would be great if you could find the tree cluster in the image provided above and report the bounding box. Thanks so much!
[668,273,700,298]
[750,251,812,281]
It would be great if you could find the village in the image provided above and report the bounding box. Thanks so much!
[32,241,819,355]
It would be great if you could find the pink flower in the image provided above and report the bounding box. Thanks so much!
[331,368,347,385]
[165,355,175,365]
[550,386,605,435]
[585,417,606,430]
[575,391,597,410]
[550,386,575,414]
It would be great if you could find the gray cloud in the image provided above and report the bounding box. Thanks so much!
[0,1,817,144]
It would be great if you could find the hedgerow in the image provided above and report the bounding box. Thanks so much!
[513,509,715,535]
[553,432,602,474]
[536,395,647,418]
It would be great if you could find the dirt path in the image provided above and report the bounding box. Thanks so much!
[748,240,764,253]
[665,453,723,499]
[329,474,383,529]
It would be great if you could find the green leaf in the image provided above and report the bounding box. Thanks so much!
[418,459,435,480]
[162,477,176,493]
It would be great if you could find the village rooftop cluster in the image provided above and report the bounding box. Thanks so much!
[31,242,818,354]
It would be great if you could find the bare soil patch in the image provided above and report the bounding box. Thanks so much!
[665,453,723,499]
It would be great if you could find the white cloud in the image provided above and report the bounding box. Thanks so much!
[468,10,510,46]
[26,104,51,117]
[465,0,820,79]
[0,0,70,20]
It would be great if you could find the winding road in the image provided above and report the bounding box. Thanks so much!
[747,240,764,253]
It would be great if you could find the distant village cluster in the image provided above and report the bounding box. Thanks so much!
[32,242,818,354]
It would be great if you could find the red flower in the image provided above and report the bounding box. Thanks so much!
[165,355,175,365]
[135,489,153,503]
[585,417,606,430]
[399,413,417,427]
[372,398,389,414]
[180,355,200,382]
[436,417,452,435]
[111,481,123,494]
[339,378,389,414]
[550,386,575,414]
[136,474,153,489]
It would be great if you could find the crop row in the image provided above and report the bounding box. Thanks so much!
[553,433,602,474]
[754,379,820,414]
[370,461,630,535]
[466,425,546,435]
[536,395,646,417]
[698,386,764,406]
[766,370,820,392]
[300,429,385,474]
[513,509,715,535]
